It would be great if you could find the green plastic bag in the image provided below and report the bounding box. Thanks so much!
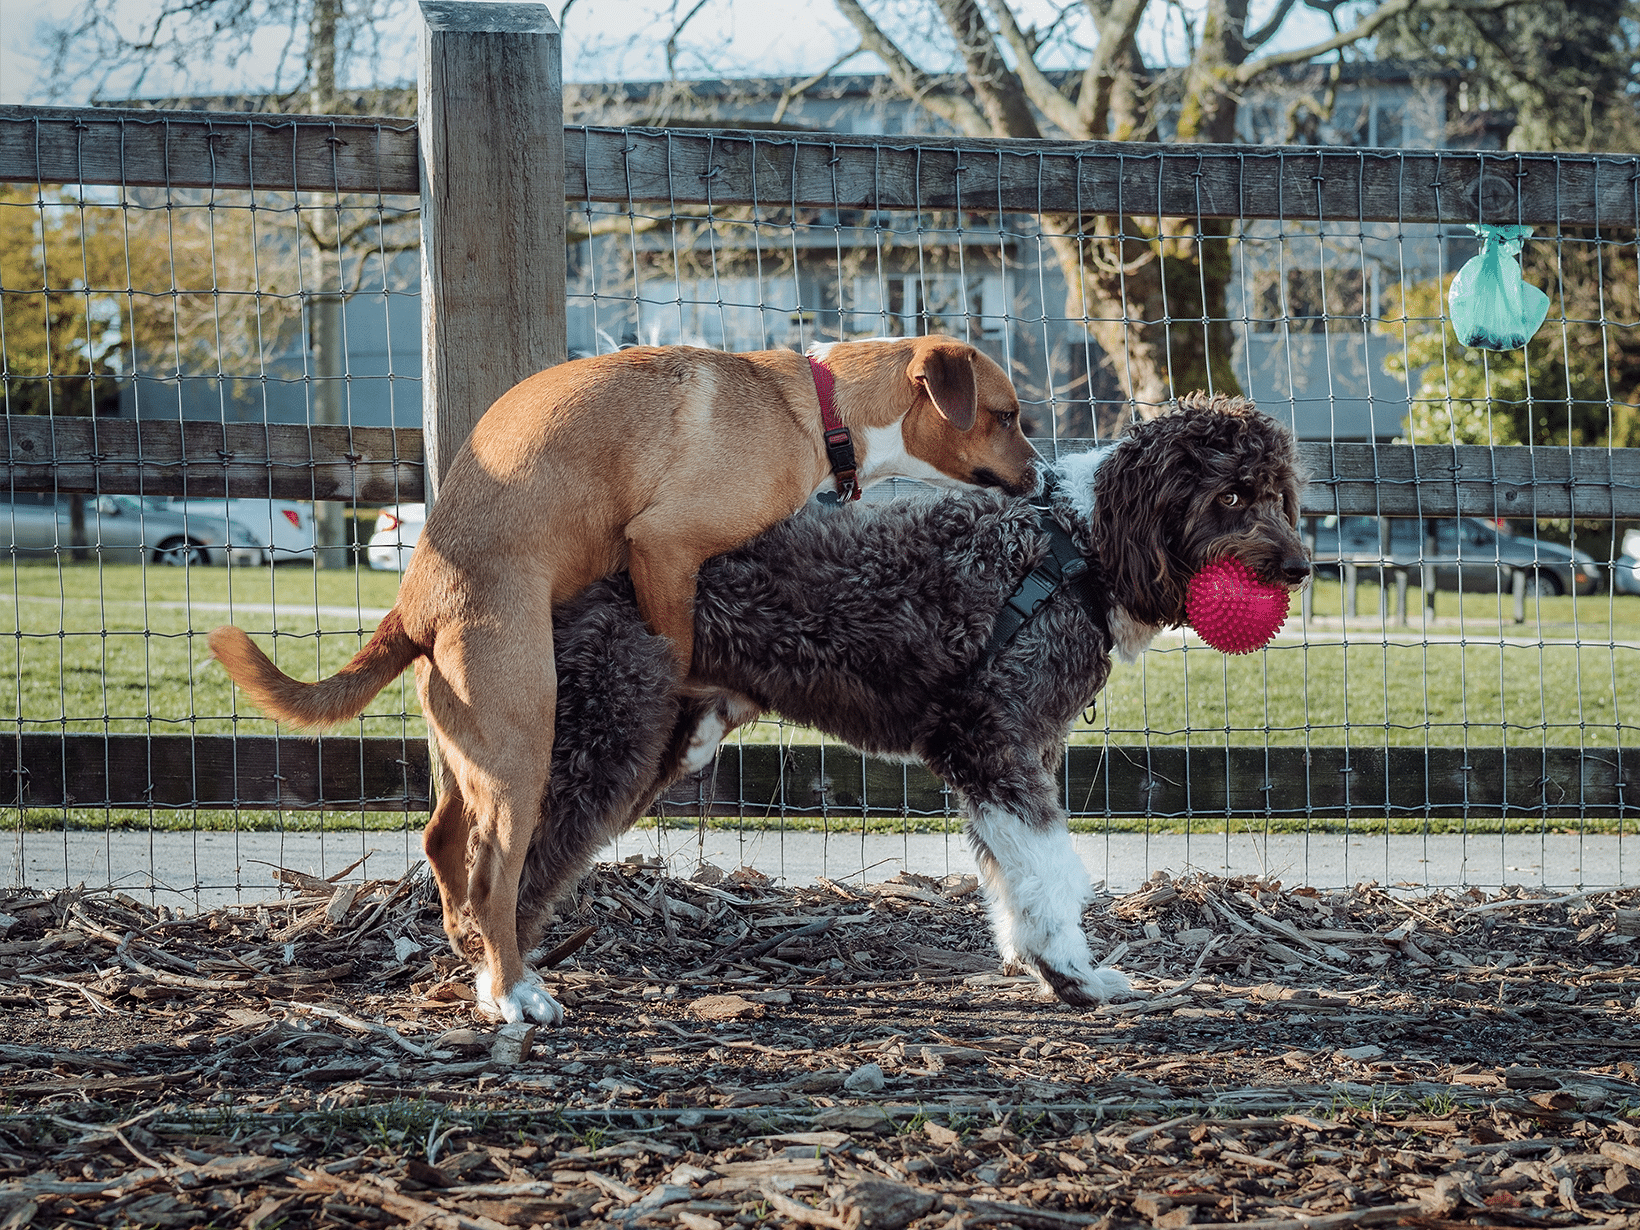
[1448,224,1549,351]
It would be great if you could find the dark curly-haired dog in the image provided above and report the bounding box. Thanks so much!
[480,393,1308,1017]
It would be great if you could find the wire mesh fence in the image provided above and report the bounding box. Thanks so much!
[1,103,1638,905]
[0,110,430,902]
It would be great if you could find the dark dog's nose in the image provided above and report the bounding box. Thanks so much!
[1281,556,1312,584]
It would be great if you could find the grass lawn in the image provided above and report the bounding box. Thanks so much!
[0,559,416,739]
[3,563,1637,833]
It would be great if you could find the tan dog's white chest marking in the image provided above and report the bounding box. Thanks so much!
[856,421,978,490]
[208,334,1040,1025]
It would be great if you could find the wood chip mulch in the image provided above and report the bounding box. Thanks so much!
[2,857,1639,1228]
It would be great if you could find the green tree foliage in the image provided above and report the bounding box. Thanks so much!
[0,184,320,419]
[0,186,138,416]
[1380,0,1640,153]
[1381,234,1640,448]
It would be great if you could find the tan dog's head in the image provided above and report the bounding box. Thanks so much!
[893,336,1040,496]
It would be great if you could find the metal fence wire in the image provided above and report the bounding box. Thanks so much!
[0,105,1638,904]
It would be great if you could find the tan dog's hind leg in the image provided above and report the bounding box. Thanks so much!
[420,612,564,1025]
[627,529,704,671]
[627,504,786,671]
[420,763,471,958]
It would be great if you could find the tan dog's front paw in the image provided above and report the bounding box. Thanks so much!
[475,968,564,1025]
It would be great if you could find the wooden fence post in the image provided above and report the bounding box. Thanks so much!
[418,0,565,809]
[419,0,566,499]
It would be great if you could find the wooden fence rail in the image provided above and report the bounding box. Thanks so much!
[3,420,1637,520]
[5,106,1640,229]
[0,419,422,504]
[9,735,1634,821]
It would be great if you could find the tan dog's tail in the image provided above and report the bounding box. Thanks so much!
[208,610,423,731]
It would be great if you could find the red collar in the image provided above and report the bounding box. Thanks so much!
[808,355,860,502]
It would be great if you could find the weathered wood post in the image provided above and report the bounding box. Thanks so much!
[419,0,567,499]
[418,0,566,801]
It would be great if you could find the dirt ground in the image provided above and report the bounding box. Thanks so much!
[1,859,1639,1229]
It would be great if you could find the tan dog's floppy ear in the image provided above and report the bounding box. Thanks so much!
[908,342,978,430]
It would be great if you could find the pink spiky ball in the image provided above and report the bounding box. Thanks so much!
[1185,558,1290,655]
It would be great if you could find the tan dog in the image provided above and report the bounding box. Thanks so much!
[208,335,1039,1022]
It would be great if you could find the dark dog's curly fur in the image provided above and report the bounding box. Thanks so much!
[510,394,1308,1010]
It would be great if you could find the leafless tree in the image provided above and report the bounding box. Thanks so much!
[816,0,1532,418]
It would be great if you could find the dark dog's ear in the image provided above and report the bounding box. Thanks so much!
[1091,433,1194,627]
[908,342,978,430]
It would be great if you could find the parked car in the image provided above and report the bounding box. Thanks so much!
[1613,527,1640,596]
[1307,515,1602,597]
[366,503,424,572]
[0,491,245,565]
[141,497,316,565]
[1614,554,1640,596]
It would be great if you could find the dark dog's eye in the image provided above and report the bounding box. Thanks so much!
[1220,492,1242,508]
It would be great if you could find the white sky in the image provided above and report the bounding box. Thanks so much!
[0,0,1360,107]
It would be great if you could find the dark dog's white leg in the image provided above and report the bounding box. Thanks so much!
[968,805,1131,1005]
[677,691,761,774]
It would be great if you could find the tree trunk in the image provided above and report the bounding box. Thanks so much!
[1042,211,1240,428]
[1042,1,1249,425]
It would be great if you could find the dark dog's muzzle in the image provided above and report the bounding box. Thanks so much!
[1280,555,1313,586]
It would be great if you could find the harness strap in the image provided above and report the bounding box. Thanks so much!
[982,471,1106,663]
[808,355,860,503]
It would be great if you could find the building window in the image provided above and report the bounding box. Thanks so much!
[848,273,1006,340]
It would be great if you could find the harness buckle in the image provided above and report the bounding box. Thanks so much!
[823,425,860,501]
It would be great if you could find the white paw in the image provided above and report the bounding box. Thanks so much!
[1029,951,1132,1006]
[474,967,565,1025]
[1087,963,1134,999]
[680,708,728,774]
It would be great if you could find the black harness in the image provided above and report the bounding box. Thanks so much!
[980,468,1108,664]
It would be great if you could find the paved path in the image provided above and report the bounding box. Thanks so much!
[9,826,1632,912]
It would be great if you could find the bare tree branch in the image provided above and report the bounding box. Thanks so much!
[981,0,1084,134]
[43,0,411,106]
[1076,0,1148,136]
[832,0,992,134]
[665,0,713,79]
[772,45,869,125]
[1026,3,1084,56]
[1244,0,1303,49]
[1236,0,1533,85]
[936,0,1042,136]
